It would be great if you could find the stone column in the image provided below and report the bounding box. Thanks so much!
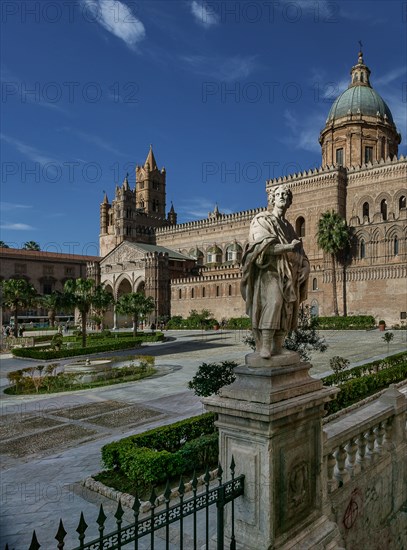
[113,306,118,330]
[204,351,342,549]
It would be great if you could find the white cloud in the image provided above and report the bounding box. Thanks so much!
[179,54,258,81]
[190,1,219,27]
[0,222,35,230]
[62,128,126,157]
[178,197,233,219]
[0,202,32,212]
[375,66,406,87]
[283,109,326,154]
[81,0,145,49]
[0,134,58,165]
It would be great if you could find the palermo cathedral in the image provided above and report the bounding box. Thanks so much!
[94,51,407,327]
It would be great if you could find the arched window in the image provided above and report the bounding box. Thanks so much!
[225,243,242,263]
[202,287,206,298]
[312,278,318,291]
[364,146,373,164]
[295,217,305,237]
[191,288,194,298]
[362,202,369,220]
[380,199,387,221]
[399,196,406,210]
[360,72,364,82]
[394,237,399,256]
[336,148,343,166]
[360,239,366,259]
[178,289,182,299]
[216,286,220,297]
[228,284,232,296]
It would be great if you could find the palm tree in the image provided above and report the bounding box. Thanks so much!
[22,241,41,251]
[116,293,155,337]
[63,278,97,347]
[1,278,38,337]
[317,210,350,316]
[40,291,64,328]
[0,241,9,248]
[91,284,114,329]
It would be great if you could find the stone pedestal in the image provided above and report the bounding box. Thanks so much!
[203,351,342,549]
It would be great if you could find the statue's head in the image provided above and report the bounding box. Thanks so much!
[267,184,293,208]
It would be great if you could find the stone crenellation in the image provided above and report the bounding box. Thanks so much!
[155,207,266,234]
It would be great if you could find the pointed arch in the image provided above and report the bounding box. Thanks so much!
[295,216,306,237]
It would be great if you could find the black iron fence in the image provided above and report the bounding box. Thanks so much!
[5,459,244,550]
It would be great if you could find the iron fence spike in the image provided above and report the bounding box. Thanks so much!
[55,519,67,544]
[28,530,41,550]
[115,500,124,521]
[218,462,223,480]
[132,493,141,514]
[164,479,172,501]
[149,486,158,506]
[230,455,236,473]
[178,476,185,496]
[76,512,88,537]
[96,504,107,527]
[204,465,211,484]
[192,469,198,489]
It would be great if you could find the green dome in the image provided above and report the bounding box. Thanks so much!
[328,85,394,124]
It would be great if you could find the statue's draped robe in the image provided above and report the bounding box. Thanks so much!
[241,212,309,332]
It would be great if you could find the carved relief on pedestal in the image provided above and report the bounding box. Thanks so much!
[275,423,318,536]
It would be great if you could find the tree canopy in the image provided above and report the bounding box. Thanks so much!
[116,293,155,336]
[22,241,41,251]
[63,278,97,347]
[316,210,349,316]
[1,278,38,336]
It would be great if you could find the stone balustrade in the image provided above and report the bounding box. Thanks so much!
[322,385,407,547]
[324,403,395,492]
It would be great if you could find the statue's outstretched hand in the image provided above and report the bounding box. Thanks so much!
[290,239,301,251]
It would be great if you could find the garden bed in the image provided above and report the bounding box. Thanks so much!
[11,332,165,360]
[5,355,157,395]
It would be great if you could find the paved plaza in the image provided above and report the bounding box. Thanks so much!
[0,329,406,549]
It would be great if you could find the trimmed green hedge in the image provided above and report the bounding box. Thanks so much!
[12,339,142,359]
[102,413,216,470]
[317,315,375,330]
[118,433,219,486]
[12,333,164,359]
[323,353,407,414]
[224,317,252,329]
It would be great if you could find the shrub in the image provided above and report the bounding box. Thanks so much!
[119,433,219,487]
[166,316,185,329]
[102,413,216,470]
[188,361,238,397]
[224,317,252,329]
[324,353,407,414]
[317,315,375,330]
[11,333,164,359]
[329,356,350,384]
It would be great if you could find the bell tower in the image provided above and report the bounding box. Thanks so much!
[135,146,166,219]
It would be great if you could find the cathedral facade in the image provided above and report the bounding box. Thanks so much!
[98,52,406,327]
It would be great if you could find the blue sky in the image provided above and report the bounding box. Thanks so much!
[1,0,406,255]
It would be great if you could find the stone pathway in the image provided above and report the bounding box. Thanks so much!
[1,329,406,549]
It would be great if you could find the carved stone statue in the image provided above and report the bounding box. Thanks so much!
[241,184,310,359]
